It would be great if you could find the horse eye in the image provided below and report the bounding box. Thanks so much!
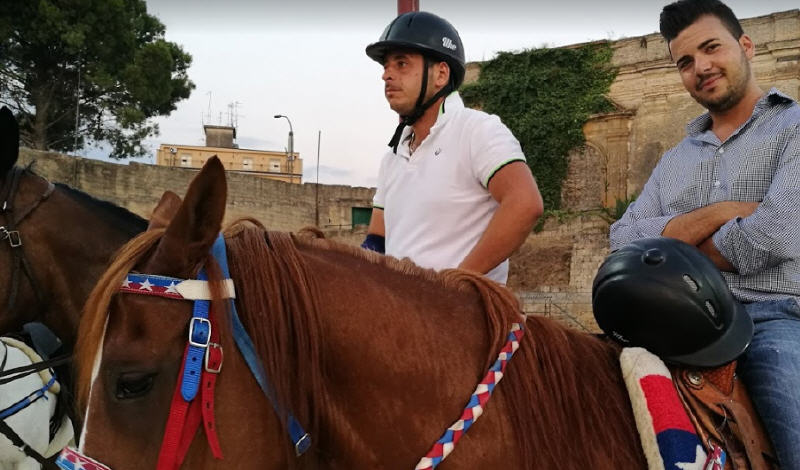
[115,372,155,400]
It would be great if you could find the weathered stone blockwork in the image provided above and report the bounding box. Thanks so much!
[18,149,374,233]
[602,9,800,201]
[494,10,800,328]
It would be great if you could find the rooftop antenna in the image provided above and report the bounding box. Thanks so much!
[205,91,212,123]
[233,101,241,129]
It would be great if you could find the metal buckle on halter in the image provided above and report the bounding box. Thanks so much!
[188,317,211,348]
[0,227,21,247]
[204,342,223,373]
[7,230,21,247]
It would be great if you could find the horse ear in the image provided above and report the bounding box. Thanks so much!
[144,156,227,277]
[0,106,20,174]
[148,190,183,231]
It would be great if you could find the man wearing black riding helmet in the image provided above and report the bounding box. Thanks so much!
[361,11,543,285]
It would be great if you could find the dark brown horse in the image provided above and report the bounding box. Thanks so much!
[0,106,147,348]
[73,157,646,469]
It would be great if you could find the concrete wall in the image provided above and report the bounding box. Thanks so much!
[18,149,374,233]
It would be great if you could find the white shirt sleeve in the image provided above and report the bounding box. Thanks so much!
[372,153,389,209]
[469,114,527,188]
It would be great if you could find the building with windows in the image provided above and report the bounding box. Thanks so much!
[155,125,302,183]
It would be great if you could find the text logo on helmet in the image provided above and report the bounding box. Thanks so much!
[442,37,457,51]
[592,237,753,368]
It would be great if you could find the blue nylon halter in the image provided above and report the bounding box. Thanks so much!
[209,235,311,456]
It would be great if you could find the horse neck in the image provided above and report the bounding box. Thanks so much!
[9,177,144,349]
[299,246,513,466]
[294,245,645,469]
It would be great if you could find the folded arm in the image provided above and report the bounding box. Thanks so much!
[710,130,800,275]
[458,162,543,275]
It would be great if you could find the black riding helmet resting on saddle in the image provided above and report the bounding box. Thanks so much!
[366,11,466,153]
[592,237,753,368]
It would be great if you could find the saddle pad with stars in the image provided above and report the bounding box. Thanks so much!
[620,347,725,470]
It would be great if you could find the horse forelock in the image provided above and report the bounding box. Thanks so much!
[75,228,166,411]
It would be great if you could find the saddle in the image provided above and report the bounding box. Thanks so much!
[669,362,778,470]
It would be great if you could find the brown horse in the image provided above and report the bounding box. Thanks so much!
[73,156,646,469]
[0,106,147,349]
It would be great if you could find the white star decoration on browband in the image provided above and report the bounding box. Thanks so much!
[119,274,236,300]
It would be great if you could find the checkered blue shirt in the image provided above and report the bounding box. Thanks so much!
[610,89,800,303]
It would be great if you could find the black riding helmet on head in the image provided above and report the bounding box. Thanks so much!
[592,237,753,368]
[366,11,466,153]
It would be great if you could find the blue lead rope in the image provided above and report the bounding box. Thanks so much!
[210,235,311,456]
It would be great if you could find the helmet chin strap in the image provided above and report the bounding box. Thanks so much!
[388,57,452,154]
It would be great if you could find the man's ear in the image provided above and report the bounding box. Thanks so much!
[434,61,451,89]
[739,34,755,60]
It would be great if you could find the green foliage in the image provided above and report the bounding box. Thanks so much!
[461,44,617,209]
[601,193,638,223]
[0,0,194,158]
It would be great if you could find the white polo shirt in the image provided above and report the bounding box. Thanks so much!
[373,92,526,284]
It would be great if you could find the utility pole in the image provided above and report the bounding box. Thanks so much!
[397,0,419,14]
[315,130,321,227]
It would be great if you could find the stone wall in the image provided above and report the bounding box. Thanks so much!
[18,149,374,233]
[508,214,610,331]
[597,9,800,200]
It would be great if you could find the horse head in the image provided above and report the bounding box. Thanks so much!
[76,157,289,469]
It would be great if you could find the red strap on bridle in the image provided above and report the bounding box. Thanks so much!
[157,309,224,470]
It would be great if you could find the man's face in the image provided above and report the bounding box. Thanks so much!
[669,15,754,113]
[382,50,427,115]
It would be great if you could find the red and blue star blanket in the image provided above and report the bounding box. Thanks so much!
[620,348,725,470]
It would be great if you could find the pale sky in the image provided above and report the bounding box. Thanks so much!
[101,0,799,187]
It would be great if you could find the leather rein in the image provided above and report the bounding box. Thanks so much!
[0,165,56,318]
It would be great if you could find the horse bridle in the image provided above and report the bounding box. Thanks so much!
[56,235,311,470]
[0,165,55,318]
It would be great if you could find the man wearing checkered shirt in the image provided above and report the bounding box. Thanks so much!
[610,1,800,467]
